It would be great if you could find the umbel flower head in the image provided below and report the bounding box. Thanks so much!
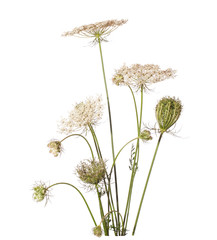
[62,19,127,44]
[155,97,182,133]
[32,182,49,203]
[47,140,62,157]
[76,159,106,187]
[93,225,102,237]
[58,96,103,135]
[112,64,176,91]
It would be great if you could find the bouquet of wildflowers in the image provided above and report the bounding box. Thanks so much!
[32,19,183,236]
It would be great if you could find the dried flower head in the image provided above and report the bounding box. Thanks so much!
[139,129,152,142]
[58,96,103,135]
[62,19,127,44]
[32,182,49,203]
[112,64,176,91]
[47,140,62,157]
[93,225,102,237]
[76,159,106,188]
[155,97,182,133]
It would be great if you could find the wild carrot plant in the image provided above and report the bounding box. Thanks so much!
[32,19,183,236]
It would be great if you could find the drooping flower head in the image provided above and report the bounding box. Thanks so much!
[62,19,127,44]
[93,225,102,237]
[32,182,50,203]
[58,96,103,135]
[76,159,106,190]
[155,97,182,133]
[47,140,62,157]
[112,64,176,91]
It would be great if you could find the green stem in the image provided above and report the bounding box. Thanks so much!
[47,182,97,226]
[97,37,120,235]
[123,86,144,234]
[96,184,108,236]
[109,137,139,176]
[60,134,95,160]
[128,85,140,133]
[132,133,163,235]
[88,124,117,235]
[100,210,124,230]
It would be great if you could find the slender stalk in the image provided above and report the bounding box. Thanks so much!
[88,124,117,235]
[109,137,139,176]
[60,134,95,160]
[97,37,120,234]
[132,133,163,235]
[47,182,97,226]
[100,210,124,231]
[96,184,108,236]
[128,85,140,133]
[122,86,144,234]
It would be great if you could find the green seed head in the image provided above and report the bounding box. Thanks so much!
[139,130,152,142]
[93,225,102,237]
[155,97,182,133]
[76,159,106,186]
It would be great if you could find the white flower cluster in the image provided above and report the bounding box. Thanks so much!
[112,64,176,91]
[62,19,127,41]
[58,96,103,134]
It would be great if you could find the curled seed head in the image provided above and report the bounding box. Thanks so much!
[155,97,182,133]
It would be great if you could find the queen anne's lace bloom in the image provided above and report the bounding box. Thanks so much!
[112,64,176,91]
[62,19,127,43]
[58,96,103,134]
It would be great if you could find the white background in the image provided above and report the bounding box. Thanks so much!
[1,0,217,239]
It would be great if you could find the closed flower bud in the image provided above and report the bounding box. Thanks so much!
[47,140,62,157]
[112,74,125,86]
[155,97,182,133]
[139,130,152,141]
[93,225,102,237]
[32,182,48,202]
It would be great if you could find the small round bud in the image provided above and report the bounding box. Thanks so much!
[155,97,182,133]
[47,140,62,157]
[139,130,152,142]
[93,225,102,237]
[32,182,48,202]
[112,74,125,86]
